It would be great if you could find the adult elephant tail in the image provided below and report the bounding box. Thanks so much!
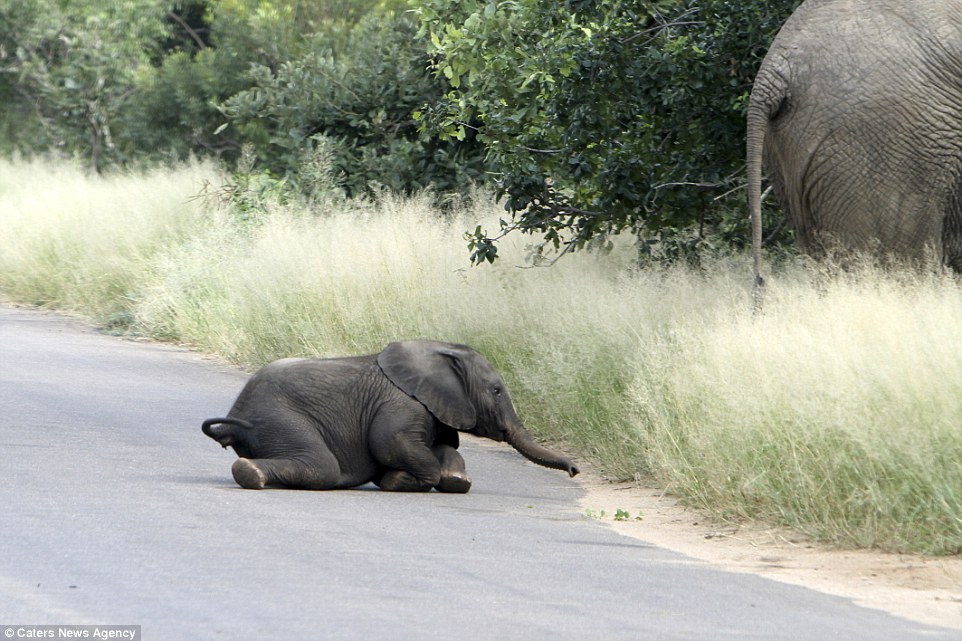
[746,99,770,310]
[746,73,786,312]
[746,108,767,307]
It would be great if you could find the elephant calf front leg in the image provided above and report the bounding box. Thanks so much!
[377,469,436,492]
[376,444,471,493]
[433,444,471,494]
[372,430,444,492]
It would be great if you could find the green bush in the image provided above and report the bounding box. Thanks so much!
[220,11,489,196]
[417,0,801,261]
[122,0,338,166]
[0,0,169,171]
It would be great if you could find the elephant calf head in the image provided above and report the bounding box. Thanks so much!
[377,341,580,477]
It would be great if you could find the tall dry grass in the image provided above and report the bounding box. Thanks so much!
[0,157,217,326]
[1,157,959,554]
[635,265,962,553]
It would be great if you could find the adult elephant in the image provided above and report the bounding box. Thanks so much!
[747,0,962,286]
[202,340,579,492]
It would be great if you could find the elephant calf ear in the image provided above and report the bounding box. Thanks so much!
[377,341,477,431]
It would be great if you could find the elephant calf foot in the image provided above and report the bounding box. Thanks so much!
[436,472,472,494]
[433,444,471,493]
[232,458,267,490]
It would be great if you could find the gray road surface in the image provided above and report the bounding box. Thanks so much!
[0,306,955,640]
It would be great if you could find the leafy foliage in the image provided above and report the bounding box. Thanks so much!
[417,0,800,262]
[123,0,370,167]
[0,0,169,171]
[1,0,801,256]
[220,11,489,196]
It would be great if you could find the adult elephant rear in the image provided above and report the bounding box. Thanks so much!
[747,0,962,286]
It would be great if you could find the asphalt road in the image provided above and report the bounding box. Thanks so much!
[0,305,956,640]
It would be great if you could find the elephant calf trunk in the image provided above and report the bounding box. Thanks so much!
[505,425,580,477]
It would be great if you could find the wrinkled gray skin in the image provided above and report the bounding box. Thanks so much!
[202,340,579,492]
[748,0,962,289]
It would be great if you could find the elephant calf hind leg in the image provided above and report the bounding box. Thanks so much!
[232,458,268,489]
[230,456,341,490]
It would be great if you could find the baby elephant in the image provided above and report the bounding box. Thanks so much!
[202,340,579,492]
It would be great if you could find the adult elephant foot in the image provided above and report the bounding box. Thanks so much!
[232,458,267,490]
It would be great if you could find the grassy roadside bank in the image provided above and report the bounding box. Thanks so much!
[2,158,959,555]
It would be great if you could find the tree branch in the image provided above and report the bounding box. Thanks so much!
[622,8,703,45]
[167,10,207,51]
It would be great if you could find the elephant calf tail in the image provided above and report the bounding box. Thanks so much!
[202,417,254,450]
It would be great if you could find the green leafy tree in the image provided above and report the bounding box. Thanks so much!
[417,0,800,263]
[221,10,489,196]
[160,1,213,57]
[124,0,421,171]
[123,0,322,165]
[1,0,169,171]
[0,1,43,155]
[2,0,414,170]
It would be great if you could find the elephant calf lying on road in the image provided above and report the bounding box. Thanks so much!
[202,340,579,492]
